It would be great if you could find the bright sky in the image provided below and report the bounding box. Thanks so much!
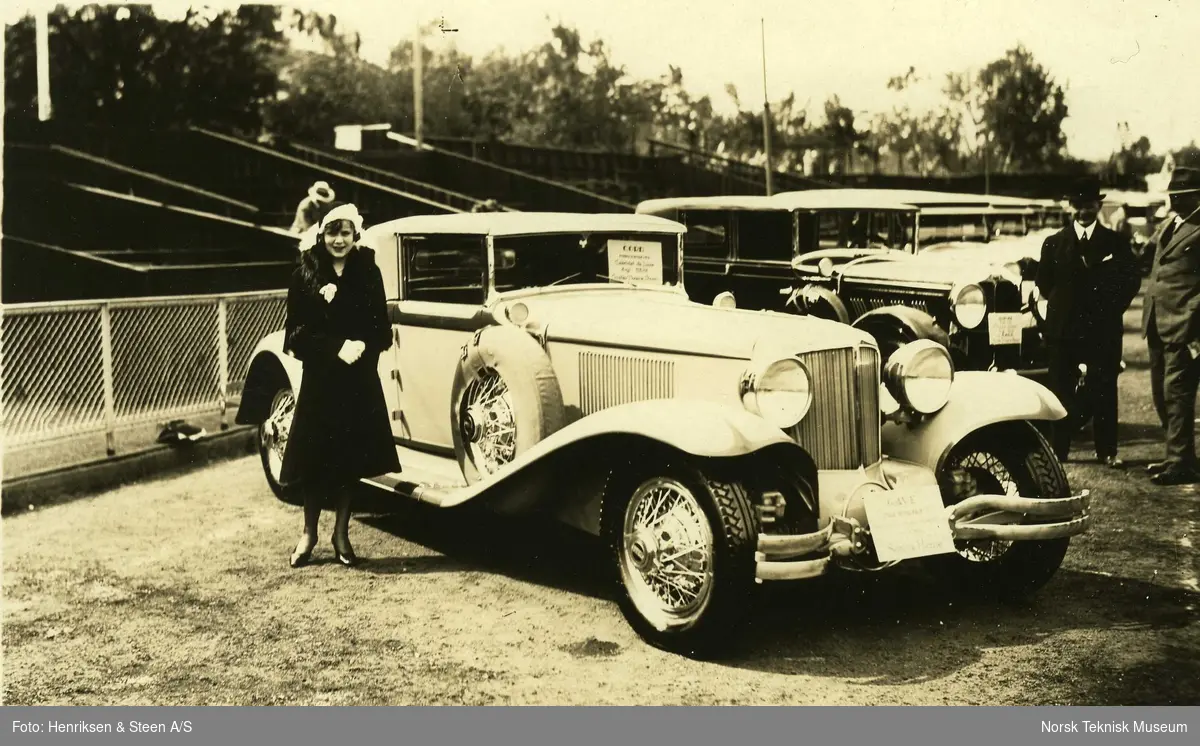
[6,0,1199,160]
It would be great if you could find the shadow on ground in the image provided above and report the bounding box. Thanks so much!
[355,498,613,601]
[353,493,1198,701]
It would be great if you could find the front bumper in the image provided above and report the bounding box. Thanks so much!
[754,489,1091,581]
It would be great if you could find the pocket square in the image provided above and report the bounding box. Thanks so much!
[1101,254,1113,262]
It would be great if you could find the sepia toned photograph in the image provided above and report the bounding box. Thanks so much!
[2,0,1198,710]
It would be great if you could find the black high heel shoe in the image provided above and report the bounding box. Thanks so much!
[290,536,317,569]
[331,536,361,567]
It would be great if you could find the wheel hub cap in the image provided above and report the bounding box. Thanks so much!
[628,529,659,573]
[460,369,516,474]
[619,478,715,630]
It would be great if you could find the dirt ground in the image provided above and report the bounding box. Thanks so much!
[3,300,1199,705]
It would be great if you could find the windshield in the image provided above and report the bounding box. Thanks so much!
[990,214,1028,237]
[800,209,916,253]
[918,213,990,245]
[492,232,681,293]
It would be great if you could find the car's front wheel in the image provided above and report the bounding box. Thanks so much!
[258,385,302,505]
[604,462,758,658]
[927,423,1070,599]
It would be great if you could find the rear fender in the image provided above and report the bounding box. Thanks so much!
[234,332,302,425]
[881,371,1065,472]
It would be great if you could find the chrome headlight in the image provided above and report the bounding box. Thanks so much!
[951,282,987,329]
[740,357,813,429]
[883,340,954,415]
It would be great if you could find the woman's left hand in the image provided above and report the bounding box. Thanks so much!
[319,283,337,303]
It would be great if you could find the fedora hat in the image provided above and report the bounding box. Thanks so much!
[1064,176,1105,204]
[308,180,335,203]
[1167,167,1200,195]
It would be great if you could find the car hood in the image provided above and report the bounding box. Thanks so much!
[836,253,1013,287]
[504,289,873,360]
[920,238,1044,265]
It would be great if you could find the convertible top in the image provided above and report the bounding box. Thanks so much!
[367,212,685,238]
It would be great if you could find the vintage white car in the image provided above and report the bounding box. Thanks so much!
[236,212,1091,657]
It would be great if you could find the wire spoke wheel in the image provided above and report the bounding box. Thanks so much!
[931,425,1073,600]
[946,450,1018,562]
[460,368,517,476]
[262,388,295,485]
[619,477,716,631]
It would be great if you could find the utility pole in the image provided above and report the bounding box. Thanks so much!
[983,136,991,195]
[36,10,52,121]
[760,18,773,196]
[413,23,424,148]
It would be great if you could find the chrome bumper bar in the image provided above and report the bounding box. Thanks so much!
[755,490,1091,581]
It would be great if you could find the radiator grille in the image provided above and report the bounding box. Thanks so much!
[842,288,943,321]
[789,347,882,469]
[579,351,675,416]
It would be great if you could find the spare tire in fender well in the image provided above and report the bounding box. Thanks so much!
[451,324,566,486]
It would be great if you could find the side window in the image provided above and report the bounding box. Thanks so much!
[735,211,793,261]
[816,210,872,249]
[402,235,487,304]
[680,211,730,259]
[818,211,847,249]
[869,210,911,249]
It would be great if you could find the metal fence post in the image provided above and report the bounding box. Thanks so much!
[217,298,229,431]
[99,304,117,456]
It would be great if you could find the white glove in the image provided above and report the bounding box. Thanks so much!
[337,340,366,364]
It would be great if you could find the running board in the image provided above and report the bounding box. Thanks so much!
[361,473,459,507]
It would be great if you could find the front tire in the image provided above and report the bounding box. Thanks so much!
[258,385,302,505]
[928,423,1070,599]
[604,461,758,658]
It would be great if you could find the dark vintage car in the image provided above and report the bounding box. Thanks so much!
[637,190,1049,378]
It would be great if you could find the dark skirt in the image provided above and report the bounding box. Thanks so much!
[280,354,400,488]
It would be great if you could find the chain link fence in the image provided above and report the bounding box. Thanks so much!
[2,290,286,456]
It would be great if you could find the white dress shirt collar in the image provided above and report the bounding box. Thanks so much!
[1073,221,1097,240]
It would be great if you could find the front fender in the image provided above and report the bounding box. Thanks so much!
[407,399,806,514]
[853,305,949,347]
[534,398,798,460]
[881,371,1065,471]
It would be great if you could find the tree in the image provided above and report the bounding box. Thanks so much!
[1109,129,1164,177]
[265,49,407,143]
[5,4,285,134]
[1174,142,1200,168]
[816,96,865,174]
[946,45,1069,173]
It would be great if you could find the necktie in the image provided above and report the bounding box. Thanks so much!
[1078,232,1091,267]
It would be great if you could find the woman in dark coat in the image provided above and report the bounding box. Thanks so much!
[283,202,400,568]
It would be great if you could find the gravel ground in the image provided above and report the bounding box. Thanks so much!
[3,303,1198,705]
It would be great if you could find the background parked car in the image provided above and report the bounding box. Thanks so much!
[638,191,1048,377]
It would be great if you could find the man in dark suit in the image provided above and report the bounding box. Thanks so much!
[1036,176,1142,467]
[1143,167,1200,485]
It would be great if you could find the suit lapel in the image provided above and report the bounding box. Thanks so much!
[1162,218,1200,261]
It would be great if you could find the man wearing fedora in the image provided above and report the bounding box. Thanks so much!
[1143,166,1200,485]
[1036,176,1142,467]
